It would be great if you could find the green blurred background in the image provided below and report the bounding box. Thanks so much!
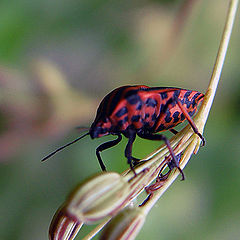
[0,0,239,239]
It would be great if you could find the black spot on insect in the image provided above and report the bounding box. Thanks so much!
[173,111,180,123]
[191,92,201,107]
[124,89,141,105]
[180,113,185,121]
[146,98,157,107]
[127,94,141,105]
[118,116,129,127]
[171,100,176,107]
[124,116,128,122]
[160,98,173,113]
[173,90,180,99]
[160,103,167,113]
[184,91,192,109]
[164,109,172,123]
[116,107,128,117]
[157,124,165,131]
[160,92,168,99]
[184,90,191,99]
[131,115,141,122]
[152,113,157,121]
[108,86,129,115]
[166,98,174,106]
[189,109,196,117]
[136,102,142,110]
[185,98,191,109]
[145,113,150,119]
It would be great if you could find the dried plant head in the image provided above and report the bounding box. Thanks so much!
[48,1,239,239]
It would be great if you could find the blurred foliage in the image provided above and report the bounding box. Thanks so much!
[0,0,239,239]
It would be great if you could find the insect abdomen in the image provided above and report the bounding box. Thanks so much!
[154,89,204,132]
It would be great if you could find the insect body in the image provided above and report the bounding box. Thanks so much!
[42,85,205,179]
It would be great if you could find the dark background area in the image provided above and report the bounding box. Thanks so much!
[0,0,240,239]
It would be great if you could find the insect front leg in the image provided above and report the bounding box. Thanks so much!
[96,133,122,171]
[137,132,185,180]
[124,129,137,175]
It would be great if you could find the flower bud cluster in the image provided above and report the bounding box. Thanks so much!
[99,207,146,240]
[49,172,131,239]
[49,205,83,240]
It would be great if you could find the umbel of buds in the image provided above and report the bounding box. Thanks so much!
[66,172,130,223]
[49,172,131,239]
[99,207,146,240]
[48,0,238,238]
[49,204,83,240]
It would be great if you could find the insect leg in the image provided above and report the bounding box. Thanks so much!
[96,133,122,171]
[169,128,178,135]
[137,132,185,180]
[158,153,182,180]
[132,156,146,167]
[174,97,205,146]
[124,129,137,175]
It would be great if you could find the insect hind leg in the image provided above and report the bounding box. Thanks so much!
[169,128,178,135]
[137,132,185,180]
[158,153,182,180]
[174,97,206,146]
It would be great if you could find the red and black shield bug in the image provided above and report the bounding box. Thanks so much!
[42,85,205,179]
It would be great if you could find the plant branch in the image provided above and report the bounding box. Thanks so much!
[82,0,239,238]
[140,0,239,217]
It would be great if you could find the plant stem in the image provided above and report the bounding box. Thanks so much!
[82,1,239,238]
[196,0,239,132]
[141,0,239,217]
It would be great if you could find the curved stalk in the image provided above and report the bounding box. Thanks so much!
[139,0,239,218]
[82,1,238,239]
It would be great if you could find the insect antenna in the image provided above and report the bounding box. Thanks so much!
[75,126,90,132]
[41,132,90,162]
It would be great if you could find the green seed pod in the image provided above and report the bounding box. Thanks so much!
[66,172,130,223]
[99,207,146,240]
[49,205,83,240]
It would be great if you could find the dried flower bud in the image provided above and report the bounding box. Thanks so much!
[99,207,146,240]
[66,172,130,223]
[49,205,83,240]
